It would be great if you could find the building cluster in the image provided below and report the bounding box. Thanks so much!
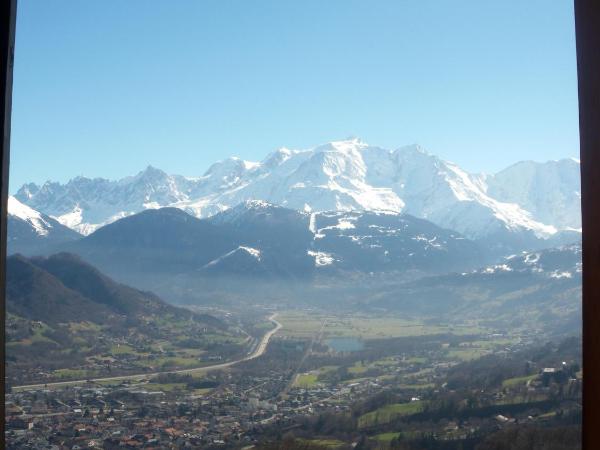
[5,365,390,449]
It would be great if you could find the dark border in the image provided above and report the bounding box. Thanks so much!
[0,0,16,442]
[0,1,597,448]
[575,1,600,449]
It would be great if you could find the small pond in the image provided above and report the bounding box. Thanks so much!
[326,337,364,352]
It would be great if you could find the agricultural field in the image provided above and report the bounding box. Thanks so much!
[6,311,252,386]
[276,310,486,341]
[502,374,538,388]
[446,347,490,361]
[298,439,345,448]
[294,373,319,388]
[374,431,421,442]
[358,401,427,428]
[294,366,338,388]
[279,312,528,402]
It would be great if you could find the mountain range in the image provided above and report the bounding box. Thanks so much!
[51,202,484,285]
[7,172,582,335]
[14,139,581,252]
[363,244,582,333]
[8,137,582,325]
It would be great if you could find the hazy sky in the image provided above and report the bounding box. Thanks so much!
[10,1,579,192]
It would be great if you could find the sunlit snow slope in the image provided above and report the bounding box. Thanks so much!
[15,139,580,245]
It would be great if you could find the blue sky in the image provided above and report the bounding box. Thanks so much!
[10,1,578,192]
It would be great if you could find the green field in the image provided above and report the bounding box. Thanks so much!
[358,401,426,428]
[143,382,187,392]
[502,374,538,388]
[110,344,135,354]
[374,431,422,442]
[53,368,99,380]
[7,307,249,387]
[375,432,402,442]
[294,373,320,388]
[294,365,340,387]
[298,439,345,448]
[348,361,369,374]
[446,348,490,361]
[397,382,435,390]
[277,310,485,341]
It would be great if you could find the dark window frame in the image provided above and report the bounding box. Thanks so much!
[0,0,16,440]
[0,1,597,446]
[574,1,600,448]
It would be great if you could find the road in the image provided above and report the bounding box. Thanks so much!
[13,314,282,392]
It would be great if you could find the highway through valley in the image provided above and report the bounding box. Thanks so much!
[13,314,282,392]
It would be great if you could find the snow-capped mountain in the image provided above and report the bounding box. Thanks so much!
[15,167,194,235]
[486,158,581,231]
[7,196,81,255]
[15,139,580,250]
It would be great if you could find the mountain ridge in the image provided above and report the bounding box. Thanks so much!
[7,196,81,255]
[50,203,486,288]
[15,139,580,248]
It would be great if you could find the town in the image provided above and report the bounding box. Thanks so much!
[5,310,582,449]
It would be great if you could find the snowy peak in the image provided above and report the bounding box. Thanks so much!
[15,167,193,235]
[313,137,368,155]
[381,145,557,240]
[8,196,53,236]
[15,139,580,251]
[486,158,581,229]
[204,157,260,179]
[7,196,81,255]
[208,200,300,227]
[130,165,169,181]
[262,147,297,168]
[14,182,39,201]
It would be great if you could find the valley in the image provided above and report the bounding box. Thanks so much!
[5,141,582,449]
[6,306,581,449]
